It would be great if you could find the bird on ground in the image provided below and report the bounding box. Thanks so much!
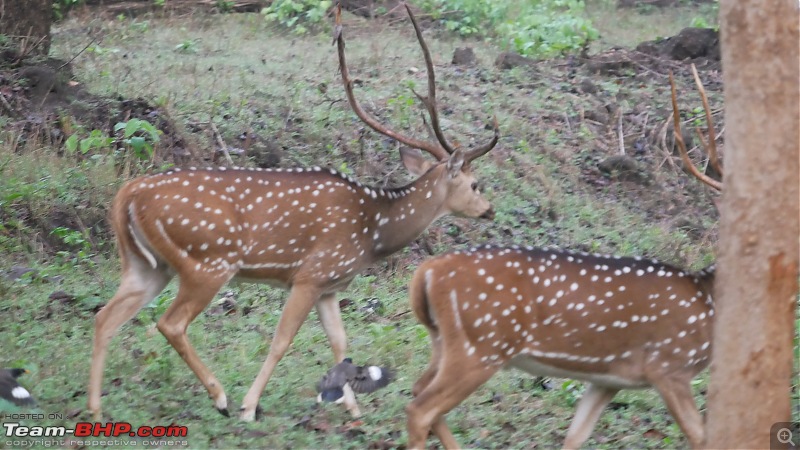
[316,358,392,406]
[0,368,36,407]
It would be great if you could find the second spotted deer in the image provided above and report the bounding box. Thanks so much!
[406,246,714,449]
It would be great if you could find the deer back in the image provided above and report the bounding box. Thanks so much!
[412,245,715,386]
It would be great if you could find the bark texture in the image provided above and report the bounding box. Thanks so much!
[706,1,800,448]
[0,0,52,56]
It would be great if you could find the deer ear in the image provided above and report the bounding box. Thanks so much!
[400,147,433,176]
[446,148,465,178]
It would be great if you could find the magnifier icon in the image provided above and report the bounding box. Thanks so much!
[778,428,795,446]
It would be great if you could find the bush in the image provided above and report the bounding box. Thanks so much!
[262,0,333,34]
[419,0,598,57]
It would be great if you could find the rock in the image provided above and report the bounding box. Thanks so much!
[252,140,282,168]
[636,27,720,61]
[494,52,534,70]
[584,108,610,125]
[585,49,634,75]
[577,78,598,94]
[598,154,645,183]
[5,266,36,280]
[452,47,476,66]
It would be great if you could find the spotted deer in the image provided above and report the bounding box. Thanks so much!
[404,70,722,448]
[405,246,715,449]
[88,4,498,422]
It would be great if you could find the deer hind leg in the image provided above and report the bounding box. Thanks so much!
[406,360,498,450]
[562,383,619,450]
[316,293,362,416]
[88,255,172,420]
[412,332,442,397]
[652,376,705,448]
[156,269,234,416]
[239,283,322,421]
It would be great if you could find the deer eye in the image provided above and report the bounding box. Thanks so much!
[471,182,479,191]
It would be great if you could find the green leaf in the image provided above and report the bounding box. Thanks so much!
[124,119,140,138]
[65,134,78,153]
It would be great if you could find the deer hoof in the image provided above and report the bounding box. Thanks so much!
[239,408,255,422]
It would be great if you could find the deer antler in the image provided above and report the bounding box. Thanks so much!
[690,64,723,176]
[669,67,723,191]
[335,3,499,162]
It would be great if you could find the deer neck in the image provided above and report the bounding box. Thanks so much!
[367,165,449,259]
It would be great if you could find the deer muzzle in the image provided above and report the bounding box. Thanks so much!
[479,207,495,220]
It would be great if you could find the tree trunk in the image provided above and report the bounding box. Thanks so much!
[0,0,52,57]
[706,1,799,448]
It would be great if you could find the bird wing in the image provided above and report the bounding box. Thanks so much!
[349,366,392,394]
[316,361,353,393]
[0,371,36,407]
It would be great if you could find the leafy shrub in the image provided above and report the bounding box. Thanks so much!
[419,0,598,57]
[262,0,333,34]
[53,0,84,21]
[113,118,161,161]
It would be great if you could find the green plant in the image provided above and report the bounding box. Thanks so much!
[386,92,416,127]
[417,0,598,57]
[113,118,162,161]
[691,16,710,28]
[64,128,114,155]
[50,226,95,267]
[53,0,84,21]
[174,39,199,54]
[262,0,332,34]
[216,0,235,13]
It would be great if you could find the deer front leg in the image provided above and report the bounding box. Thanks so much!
[316,294,362,417]
[240,284,321,421]
[406,361,498,450]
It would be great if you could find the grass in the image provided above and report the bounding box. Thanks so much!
[0,6,724,449]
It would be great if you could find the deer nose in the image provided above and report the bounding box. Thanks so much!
[479,207,495,220]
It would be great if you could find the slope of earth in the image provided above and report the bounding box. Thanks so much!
[0,6,721,449]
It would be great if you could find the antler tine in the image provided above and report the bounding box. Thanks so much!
[404,2,500,163]
[404,2,456,156]
[669,71,723,191]
[334,4,450,161]
[690,64,723,177]
[463,115,500,163]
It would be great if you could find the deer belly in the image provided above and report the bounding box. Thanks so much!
[507,355,648,389]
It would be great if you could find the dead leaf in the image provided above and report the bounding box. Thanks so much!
[643,428,667,440]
